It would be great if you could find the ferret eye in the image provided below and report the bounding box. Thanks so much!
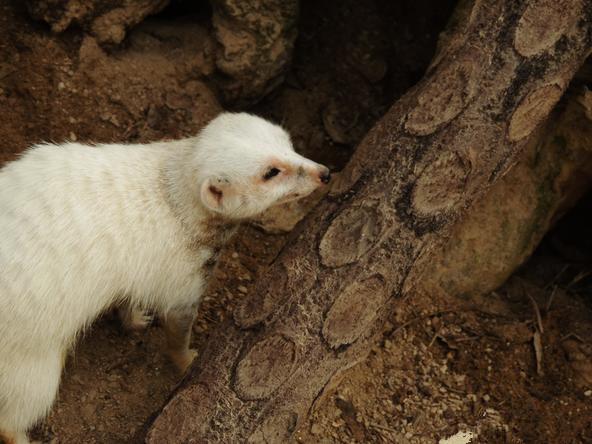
[263,167,281,180]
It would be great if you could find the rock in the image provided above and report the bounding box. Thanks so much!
[563,339,592,386]
[27,0,298,103]
[310,423,322,435]
[355,56,388,84]
[26,0,170,45]
[322,100,358,146]
[210,0,299,104]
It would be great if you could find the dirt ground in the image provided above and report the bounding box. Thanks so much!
[1,0,592,443]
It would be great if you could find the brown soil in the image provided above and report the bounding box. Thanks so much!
[1,0,592,443]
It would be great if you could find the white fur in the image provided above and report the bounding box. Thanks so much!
[0,112,328,443]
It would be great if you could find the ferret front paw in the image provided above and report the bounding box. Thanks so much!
[128,311,153,330]
[119,307,153,331]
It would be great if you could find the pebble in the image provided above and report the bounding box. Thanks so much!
[238,285,248,294]
[584,390,592,397]
[231,252,239,259]
[310,424,322,435]
[81,403,95,417]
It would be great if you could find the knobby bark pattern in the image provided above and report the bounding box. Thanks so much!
[145,1,592,442]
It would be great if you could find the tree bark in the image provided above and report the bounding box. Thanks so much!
[146,1,592,442]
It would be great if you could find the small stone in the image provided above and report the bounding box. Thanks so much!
[322,100,357,145]
[483,394,490,402]
[357,56,388,83]
[238,285,248,294]
[69,132,77,141]
[584,390,592,397]
[81,403,94,417]
[311,424,322,435]
[231,252,239,259]
[58,82,65,90]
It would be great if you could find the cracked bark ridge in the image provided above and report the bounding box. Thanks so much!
[319,201,384,268]
[405,53,481,135]
[210,0,299,104]
[411,150,471,215]
[508,84,564,141]
[514,0,582,57]
[321,275,388,348]
[234,253,318,329]
[233,334,297,401]
[146,1,592,442]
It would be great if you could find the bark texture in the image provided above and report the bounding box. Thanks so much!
[255,78,592,285]
[146,1,592,442]
[422,79,592,300]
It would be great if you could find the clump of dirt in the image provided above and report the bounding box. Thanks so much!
[3,0,592,443]
[25,0,171,45]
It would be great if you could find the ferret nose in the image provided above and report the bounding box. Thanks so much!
[319,168,331,184]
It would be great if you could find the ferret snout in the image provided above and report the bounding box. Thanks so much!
[297,162,331,185]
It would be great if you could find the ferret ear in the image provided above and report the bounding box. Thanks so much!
[200,176,235,213]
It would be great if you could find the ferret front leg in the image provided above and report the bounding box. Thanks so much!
[0,429,31,444]
[164,303,198,373]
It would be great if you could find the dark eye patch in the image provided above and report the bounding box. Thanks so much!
[263,167,281,180]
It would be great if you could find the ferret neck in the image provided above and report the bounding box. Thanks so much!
[160,140,235,231]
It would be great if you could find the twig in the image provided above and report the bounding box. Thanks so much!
[567,270,592,290]
[533,331,544,376]
[369,423,398,433]
[454,335,481,342]
[544,264,569,290]
[560,332,586,343]
[525,289,544,334]
[428,326,443,348]
[545,285,558,313]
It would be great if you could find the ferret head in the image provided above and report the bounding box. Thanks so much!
[193,112,331,219]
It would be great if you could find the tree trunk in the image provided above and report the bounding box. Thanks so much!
[146,1,592,442]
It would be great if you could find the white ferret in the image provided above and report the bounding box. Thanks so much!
[0,112,331,444]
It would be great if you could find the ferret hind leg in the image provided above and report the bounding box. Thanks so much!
[163,303,199,373]
[0,349,63,444]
